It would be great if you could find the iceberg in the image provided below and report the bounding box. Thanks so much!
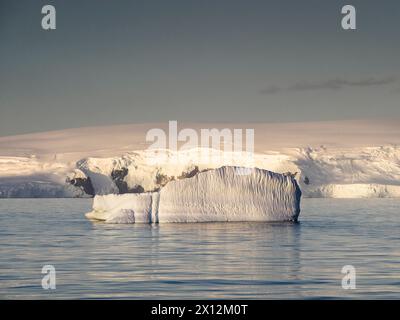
[85,166,302,223]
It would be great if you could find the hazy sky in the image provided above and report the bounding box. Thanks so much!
[1,0,399,136]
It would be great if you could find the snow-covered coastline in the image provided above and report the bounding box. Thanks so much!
[1,145,399,199]
[0,120,399,199]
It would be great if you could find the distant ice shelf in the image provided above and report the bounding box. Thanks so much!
[85,166,302,223]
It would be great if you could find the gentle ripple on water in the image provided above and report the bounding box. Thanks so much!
[0,198,399,299]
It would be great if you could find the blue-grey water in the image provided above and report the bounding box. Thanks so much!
[0,198,399,299]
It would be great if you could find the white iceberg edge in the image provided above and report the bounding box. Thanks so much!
[86,166,302,224]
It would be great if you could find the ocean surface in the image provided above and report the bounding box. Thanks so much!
[0,198,399,299]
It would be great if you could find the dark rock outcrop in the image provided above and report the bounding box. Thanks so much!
[178,166,200,179]
[68,177,95,196]
[111,168,130,193]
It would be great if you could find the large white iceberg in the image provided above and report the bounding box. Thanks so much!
[86,166,302,223]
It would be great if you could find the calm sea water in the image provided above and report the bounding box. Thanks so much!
[0,198,399,299]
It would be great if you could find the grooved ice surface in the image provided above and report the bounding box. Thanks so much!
[86,166,301,223]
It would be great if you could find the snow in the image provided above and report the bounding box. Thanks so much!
[85,166,302,223]
[77,148,271,195]
[0,177,86,198]
[307,184,400,198]
[1,119,399,158]
[0,157,85,198]
[73,145,400,199]
[293,145,400,198]
[86,193,156,223]
[1,119,400,198]
[76,158,119,195]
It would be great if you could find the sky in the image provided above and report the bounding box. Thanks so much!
[0,0,399,136]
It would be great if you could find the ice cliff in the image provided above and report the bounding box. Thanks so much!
[85,166,302,223]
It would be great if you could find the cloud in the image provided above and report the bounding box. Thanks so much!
[260,76,397,94]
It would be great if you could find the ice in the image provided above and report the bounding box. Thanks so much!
[86,193,156,223]
[1,120,400,199]
[75,145,400,199]
[85,166,302,223]
[307,184,400,198]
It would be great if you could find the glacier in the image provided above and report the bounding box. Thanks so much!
[74,145,400,199]
[85,166,302,223]
[1,120,400,199]
[1,146,400,199]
